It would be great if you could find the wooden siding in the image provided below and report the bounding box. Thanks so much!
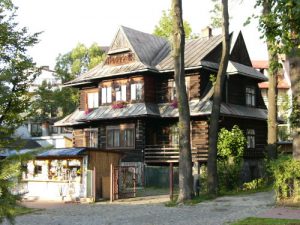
[144,119,209,163]
[73,129,85,147]
[189,74,200,100]
[227,76,266,108]
[191,120,209,162]
[87,151,122,199]
[79,88,99,111]
[144,75,156,103]
[220,117,267,158]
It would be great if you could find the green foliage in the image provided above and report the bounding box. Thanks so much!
[210,0,222,28]
[217,125,246,191]
[218,161,242,191]
[0,1,40,134]
[55,42,106,83]
[232,217,300,225]
[153,9,192,39]
[290,98,300,128]
[47,42,105,119]
[31,81,78,120]
[217,125,246,161]
[268,155,300,202]
[0,2,39,223]
[242,178,264,191]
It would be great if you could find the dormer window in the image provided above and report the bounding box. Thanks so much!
[245,87,256,107]
[101,87,112,104]
[131,83,143,101]
[87,92,99,109]
[115,85,127,102]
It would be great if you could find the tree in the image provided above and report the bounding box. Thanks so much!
[33,43,106,119]
[154,9,192,39]
[171,0,194,202]
[0,0,39,223]
[55,43,106,82]
[207,0,230,196]
[263,0,278,159]
[255,0,300,159]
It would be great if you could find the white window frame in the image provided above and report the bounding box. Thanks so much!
[87,92,99,109]
[130,83,143,101]
[115,85,126,102]
[101,87,112,104]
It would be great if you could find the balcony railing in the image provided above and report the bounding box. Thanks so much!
[144,145,208,164]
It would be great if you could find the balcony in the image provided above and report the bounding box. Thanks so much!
[144,145,208,164]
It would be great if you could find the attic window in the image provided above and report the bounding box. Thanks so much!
[245,87,256,107]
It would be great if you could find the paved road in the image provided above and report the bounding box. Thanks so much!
[3,192,275,225]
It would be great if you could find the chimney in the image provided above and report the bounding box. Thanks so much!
[201,26,212,39]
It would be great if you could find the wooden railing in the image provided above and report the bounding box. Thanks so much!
[144,145,208,164]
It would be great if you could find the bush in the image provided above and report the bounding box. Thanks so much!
[268,155,300,202]
[217,125,246,191]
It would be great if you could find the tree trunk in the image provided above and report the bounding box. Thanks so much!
[263,0,278,159]
[171,0,193,202]
[207,0,230,196]
[289,48,300,160]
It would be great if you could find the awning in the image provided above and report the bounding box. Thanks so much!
[0,148,86,158]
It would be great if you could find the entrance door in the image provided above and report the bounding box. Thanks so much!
[112,166,137,200]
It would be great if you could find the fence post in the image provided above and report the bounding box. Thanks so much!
[169,162,173,201]
[93,166,96,202]
[110,164,113,202]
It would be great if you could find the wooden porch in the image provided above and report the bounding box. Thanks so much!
[144,145,208,164]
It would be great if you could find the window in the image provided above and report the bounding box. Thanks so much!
[30,123,42,137]
[246,87,256,107]
[106,124,135,148]
[131,83,143,101]
[170,125,179,146]
[247,129,255,148]
[168,80,176,101]
[87,92,99,109]
[101,87,112,104]
[115,85,126,101]
[85,128,98,147]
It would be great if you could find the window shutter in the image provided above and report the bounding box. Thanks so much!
[87,93,94,109]
[107,87,112,103]
[131,84,136,100]
[102,88,107,104]
[94,92,99,107]
[121,85,126,101]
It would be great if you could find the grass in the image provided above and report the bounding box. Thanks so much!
[0,206,37,221]
[231,217,300,225]
[219,185,273,197]
[164,185,273,207]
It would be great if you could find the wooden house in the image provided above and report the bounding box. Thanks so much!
[55,26,268,181]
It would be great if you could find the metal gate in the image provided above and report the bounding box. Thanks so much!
[112,165,137,201]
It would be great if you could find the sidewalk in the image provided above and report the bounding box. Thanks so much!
[257,207,300,220]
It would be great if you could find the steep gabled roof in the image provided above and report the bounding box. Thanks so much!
[65,26,265,86]
[118,26,169,67]
[157,35,223,71]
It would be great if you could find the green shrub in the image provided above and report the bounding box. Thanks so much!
[242,178,264,191]
[268,155,300,202]
[217,125,246,191]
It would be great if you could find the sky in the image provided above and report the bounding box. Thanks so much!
[13,0,268,69]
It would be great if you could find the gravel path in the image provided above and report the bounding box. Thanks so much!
[3,192,275,225]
